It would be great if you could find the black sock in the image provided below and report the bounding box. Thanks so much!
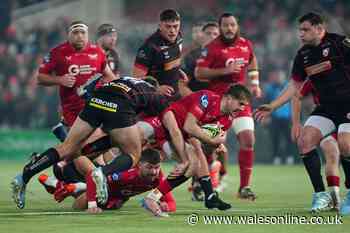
[301,149,325,193]
[166,175,190,189]
[102,153,133,176]
[341,156,350,189]
[23,148,60,184]
[81,135,111,155]
[199,176,215,200]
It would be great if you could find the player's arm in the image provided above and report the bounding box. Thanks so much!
[102,63,118,83]
[194,48,241,81]
[247,52,262,98]
[83,171,103,214]
[183,113,226,145]
[37,50,77,87]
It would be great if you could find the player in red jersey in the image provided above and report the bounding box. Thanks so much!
[195,13,261,200]
[141,84,252,214]
[73,149,176,216]
[38,21,116,127]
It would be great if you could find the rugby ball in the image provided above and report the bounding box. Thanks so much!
[201,124,221,138]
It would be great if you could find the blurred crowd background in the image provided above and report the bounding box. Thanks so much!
[0,0,349,163]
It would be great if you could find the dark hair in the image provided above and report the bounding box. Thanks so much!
[69,20,88,28]
[202,21,219,32]
[218,13,236,26]
[298,12,325,25]
[224,84,252,102]
[160,9,180,22]
[139,148,161,165]
[97,23,117,38]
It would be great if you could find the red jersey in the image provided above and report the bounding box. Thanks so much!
[196,36,254,95]
[163,90,232,135]
[39,41,107,126]
[86,167,164,204]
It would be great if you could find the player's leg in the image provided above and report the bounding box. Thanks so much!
[298,114,335,212]
[319,134,341,210]
[232,115,256,201]
[337,123,350,215]
[11,117,95,209]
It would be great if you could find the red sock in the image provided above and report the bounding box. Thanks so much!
[326,175,340,187]
[238,148,254,188]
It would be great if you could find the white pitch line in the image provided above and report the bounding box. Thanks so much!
[0,207,312,217]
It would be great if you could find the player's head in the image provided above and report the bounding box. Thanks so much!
[202,21,219,45]
[139,148,161,181]
[221,84,252,114]
[191,22,205,45]
[218,13,239,44]
[68,21,89,50]
[298,12,326,46]
[159,9,181,43]
[96,23,118,50]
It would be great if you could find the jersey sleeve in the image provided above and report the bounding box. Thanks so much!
[85,171,97,203]
[38,48,58,74]
[290,52,307,82]
[188,92,209,120]
[196,45,216,68]
[134,42,154,72]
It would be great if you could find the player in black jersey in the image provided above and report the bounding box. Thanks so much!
[132,9,184,100]
[182,22,219,94]
[97,24,120,75]
[255,12,350,215]
[11,76,187,209]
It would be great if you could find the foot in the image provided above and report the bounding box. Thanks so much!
[141,197,169,217]
[205,193,231,210]
[311,191,332,213]
[38,174,56,194]
[92,167,108,205]
[191,185,204,202]
[340,190,350,215]
[54,182,75,202]
[11,174,26,209]
[237,186,257,201]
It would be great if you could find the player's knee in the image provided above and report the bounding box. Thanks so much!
[297,134,317,154]
[320,138,339,164]
[238,133,255,149]
[338,139,350,156]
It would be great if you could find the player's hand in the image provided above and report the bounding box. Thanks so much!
[159,201,170,212]
[157,85,175,96]
[291,122,302,142]
[250,85,262,98]
[225,62,243,74]
[254,104,273,122]
[215,143,227,155]
[210,131,227,145]
[60,74,76,88]
[86,207,103,214]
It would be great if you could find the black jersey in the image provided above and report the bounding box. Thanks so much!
[105,48,119,74]
[291,33,350,104]
[98,76,169,116]
[134,30,183,94]
[182,47,209,91]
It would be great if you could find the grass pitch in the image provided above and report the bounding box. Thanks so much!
[0,162,348,233]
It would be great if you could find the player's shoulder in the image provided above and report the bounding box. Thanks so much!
[50,41,69,54]
[87,43,105,54]
[237,36,253,45]
[206,37,222,49]
[325,32,346,42]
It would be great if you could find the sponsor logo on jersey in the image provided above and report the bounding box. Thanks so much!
[68,64,97,75]
[225,57,246,67]
[88,53,98,60]
[322,48,329,57]
[200,95,209,108]
[89,97,118,112]
[305,61,332,76]
[111,172,120,181]
[240,46,249,52]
